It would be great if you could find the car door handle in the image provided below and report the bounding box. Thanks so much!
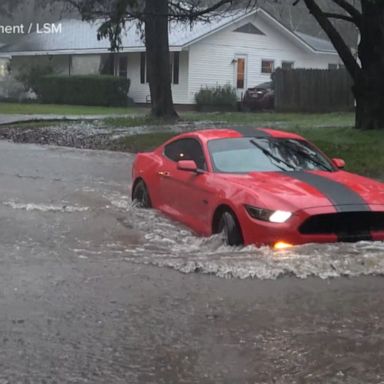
[158,171,171,177]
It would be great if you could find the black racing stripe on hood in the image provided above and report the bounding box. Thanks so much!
[232,127,271,137]
[285,171,372,242]
[285,171,371,212]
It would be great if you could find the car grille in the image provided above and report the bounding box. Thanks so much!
[299,211,384,241]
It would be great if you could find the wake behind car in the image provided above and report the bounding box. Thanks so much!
[131,128,384,249]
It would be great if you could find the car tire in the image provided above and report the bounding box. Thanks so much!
[132,180,152,208]
[218,210,243,246]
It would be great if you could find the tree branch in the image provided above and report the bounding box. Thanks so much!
[303,0,361,81]
[331,0,362,26]
[323,12,355,23]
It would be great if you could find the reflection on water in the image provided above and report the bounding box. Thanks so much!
[110,196,384,280]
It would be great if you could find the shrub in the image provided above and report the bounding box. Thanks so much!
[35,75,131,107]
[0,74,36,102]
[195,84,238,111]
[16,65,53,93]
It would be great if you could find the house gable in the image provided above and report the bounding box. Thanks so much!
[186,11,340,104]
[233,23,265,36]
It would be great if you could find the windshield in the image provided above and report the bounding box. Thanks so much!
[208,137,335,173]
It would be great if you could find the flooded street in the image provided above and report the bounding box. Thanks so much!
[1,141,384,383]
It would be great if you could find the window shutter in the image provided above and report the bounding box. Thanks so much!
[173,52,180,85]
[140,52,146,84]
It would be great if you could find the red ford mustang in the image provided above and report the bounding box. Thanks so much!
[131,127,384,249]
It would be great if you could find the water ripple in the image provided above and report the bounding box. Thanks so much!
[108,196,384,280]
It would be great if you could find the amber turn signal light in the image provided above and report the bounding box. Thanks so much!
[273,241,294,250]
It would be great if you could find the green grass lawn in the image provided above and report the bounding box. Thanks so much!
[110,112,384,179]
[0,105,382,178]
[183,111,355,129]
[0,102,146,116]
[291,126,384,179]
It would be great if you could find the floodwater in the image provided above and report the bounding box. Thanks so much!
[2,141,384,383]
[2,140,384,281]
[120,203,384,279]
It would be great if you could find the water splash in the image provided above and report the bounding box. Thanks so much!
[3,201,89,213]
[109,199,384,280]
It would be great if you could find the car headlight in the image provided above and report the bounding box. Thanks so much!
[245,205,292,223]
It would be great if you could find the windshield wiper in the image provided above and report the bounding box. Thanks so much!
[250,139,296,171]
[298,150,332,171]
[288,141,333,172]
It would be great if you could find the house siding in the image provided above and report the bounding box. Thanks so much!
[187,13,341,104]
[71,55,101,75]
[126,51,189,104]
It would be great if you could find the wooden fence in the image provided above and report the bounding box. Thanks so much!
[274,68,354,113]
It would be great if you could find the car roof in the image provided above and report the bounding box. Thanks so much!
[175,128,305,143]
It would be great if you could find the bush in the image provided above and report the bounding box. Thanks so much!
[35,75,131,107]
[0,74,37,102]
[195,84,238,111]
[16,65,53,93]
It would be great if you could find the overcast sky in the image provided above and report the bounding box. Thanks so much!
[0,0,357,46]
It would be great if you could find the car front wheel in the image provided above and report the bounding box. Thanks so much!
[132,180,152,208]
[218,211,243,246]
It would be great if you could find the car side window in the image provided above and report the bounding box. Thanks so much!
[164,138,207,170]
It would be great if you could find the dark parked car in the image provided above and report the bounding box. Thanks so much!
[242,81,274,111]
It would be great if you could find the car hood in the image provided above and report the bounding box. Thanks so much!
[220,170,384,212]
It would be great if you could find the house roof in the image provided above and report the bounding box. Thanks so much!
[0,9,337,56]
[295,31,336,53]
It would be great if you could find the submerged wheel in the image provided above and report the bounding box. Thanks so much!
[132,180,152,208]
[217,210,243,246]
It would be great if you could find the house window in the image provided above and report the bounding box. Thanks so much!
[118,55,128,78]
[282,61,294,70]
[140,52,180,84]
[236,58,245,89]
[261,59,274,74]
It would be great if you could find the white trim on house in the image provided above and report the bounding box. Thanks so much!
[6,47,183,57]
[179,9,330,55]
[178,10,258,49]
[258,10,318,54]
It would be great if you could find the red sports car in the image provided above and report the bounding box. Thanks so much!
[131,127,384,249]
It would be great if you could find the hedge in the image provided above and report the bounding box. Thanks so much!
[35,75,131,107]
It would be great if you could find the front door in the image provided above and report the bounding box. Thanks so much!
[234,55,247,100]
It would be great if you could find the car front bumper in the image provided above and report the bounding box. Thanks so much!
[238,206,384,247]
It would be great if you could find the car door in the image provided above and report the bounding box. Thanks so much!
[159,137,213,232]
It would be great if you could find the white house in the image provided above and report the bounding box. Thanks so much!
[0,9,342,105]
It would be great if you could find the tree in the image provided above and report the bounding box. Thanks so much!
[67,0,258,119]
[0,0,21,16]
[290,0,384,130]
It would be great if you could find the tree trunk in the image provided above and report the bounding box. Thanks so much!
[354,75,384,130]
[355,1,384,130]
[144,0,178,119]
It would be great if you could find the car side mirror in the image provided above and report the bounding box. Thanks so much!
[177,160,198,172]
[332,158,346,169]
